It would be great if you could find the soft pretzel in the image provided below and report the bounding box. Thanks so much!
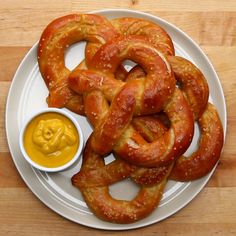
[126,59,209,119]
[69,36,195,167]
[73,90,170,186]
[111,17,209,118]
[119,55,221,181]
[70,33,222,179]
[107,18,220,180]
[127,103,224,182]
[124,103,224,182]
[38,14,119,114]
[72,137,173,223]
[122,59,223,181]
[73,102,223,187]
[113,88,194,166]
[167,56,209,119]
[72,88,173,222]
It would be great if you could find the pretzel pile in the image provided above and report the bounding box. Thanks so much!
[38,14,224,224]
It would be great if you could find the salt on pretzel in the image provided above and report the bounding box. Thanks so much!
[72,88,173,223]
[69,17,222,178]
[108,18,222,179]
[73,102,223,186]
[128,102,224,182]
[38,14,224,223]
[70,56,172,186]
[124,103,224,182]
[111,17,175,56]
[121,57,222,181]
[126,57,209,120]
[167,56,209,119]
[72,137,173,223]
[170,103,224,181]
[69,35,195,167]
[70,39,222,183]
[121,56,223,181]
[111,17,209,118]
[38,14,119,114]
[72,102,223,223]
[73,90,171,186]
[113,88,194,166]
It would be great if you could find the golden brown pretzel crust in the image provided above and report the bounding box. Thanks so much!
[113,88,194,167]
[71,88,172,222]
[118,64,222,181]
[38,14,119,114]
[72,138,173,224]
[38,14,224,224]
[111,17,175,56]
[69,36,195,167]
[72,89,171,187]
[170,103,224,181]
[106,17,222,181]
[167,56,209,119]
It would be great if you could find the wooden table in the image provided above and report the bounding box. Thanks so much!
[1,1,236,235]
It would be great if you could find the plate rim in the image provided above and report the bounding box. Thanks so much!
[5,8,227,230]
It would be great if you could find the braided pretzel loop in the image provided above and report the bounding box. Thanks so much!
[107,58,222,181]
[69,35,195,167]
[71,87,173,222]
[38,14,119,114]
[107,17,223,181]
[72,90,171,187]
[167,56,209,119]
[118,59,223,181]
[111,17,209,118]
[71,87,173,223]
[72,136,173,223]
[170,103,224,180]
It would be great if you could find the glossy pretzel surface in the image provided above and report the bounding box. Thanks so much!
[38,14,119,114]
[38,14,224,224]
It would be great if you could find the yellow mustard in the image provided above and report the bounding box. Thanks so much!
[24,112,79,168]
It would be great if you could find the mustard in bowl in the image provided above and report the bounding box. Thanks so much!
[19,108,84,172]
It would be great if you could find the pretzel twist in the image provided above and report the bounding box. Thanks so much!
[108,17,223,181]
[38,14,119,114]
[72,90,172,187]
[38,14,224,224]
[69,36,195,167]
[71,89,173,223]
[72,137,172,224]
[70,50,195,226]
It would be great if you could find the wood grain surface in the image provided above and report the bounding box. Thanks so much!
[1,0,236,235]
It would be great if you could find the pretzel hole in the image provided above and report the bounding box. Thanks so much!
[104,153,116,165]
[109,178,140,201]
[176,80,183,89]
[104,153,140,200]
[183,122,200,156]
[122,59,137,72]
[65,41,86,70]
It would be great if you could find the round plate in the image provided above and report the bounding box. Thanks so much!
[6,9,227,230]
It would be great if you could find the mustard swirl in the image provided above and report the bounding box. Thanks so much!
[32,119,77,155]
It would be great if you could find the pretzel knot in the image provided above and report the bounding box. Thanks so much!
[38,14,224,224]
[38,14,120,114]
[69,35,195,223]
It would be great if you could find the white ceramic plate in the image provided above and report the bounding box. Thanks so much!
[6,9,227,230]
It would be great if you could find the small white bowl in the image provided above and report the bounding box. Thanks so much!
[19,108,84,172]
